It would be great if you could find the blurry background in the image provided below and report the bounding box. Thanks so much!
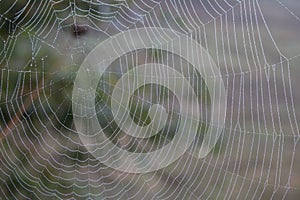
[0,0,300,199]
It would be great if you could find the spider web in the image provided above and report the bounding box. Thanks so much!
[0,0,300,199]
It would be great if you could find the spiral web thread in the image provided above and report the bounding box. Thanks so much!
[0,0,300,199]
